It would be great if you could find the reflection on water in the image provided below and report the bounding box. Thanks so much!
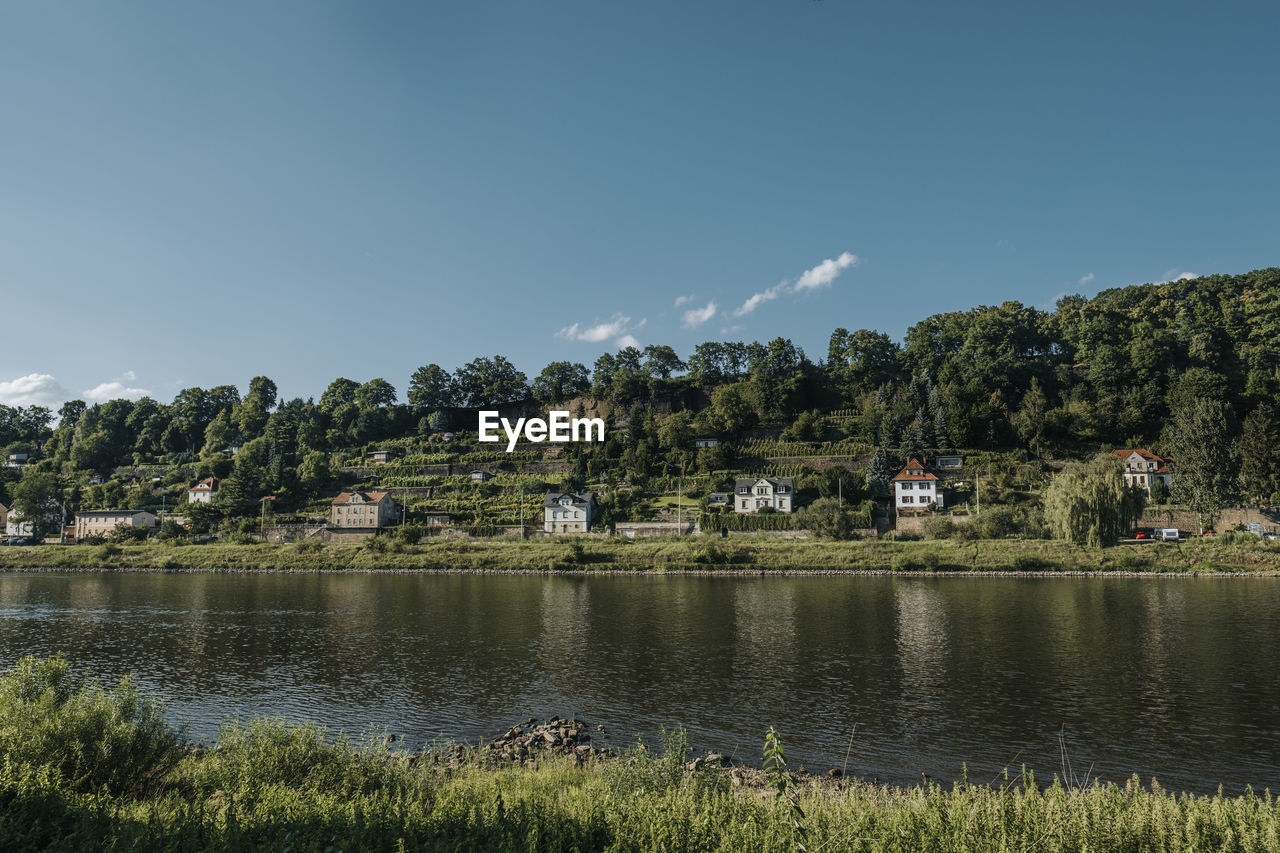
[0,572,1278,795]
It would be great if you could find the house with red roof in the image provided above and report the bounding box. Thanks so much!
[892,459,944,511]
[1111,449,1173,495]
[331,490,398,528]
[188,477,218,505]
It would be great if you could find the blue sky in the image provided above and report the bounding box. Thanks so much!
[1,0,1277,407]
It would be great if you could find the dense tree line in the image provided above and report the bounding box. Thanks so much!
[2,268,1277,521]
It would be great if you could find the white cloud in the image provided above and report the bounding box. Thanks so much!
[1078,272,1095,287]
[556,314,634,343]
[794,252,859,292]
[83,377,151,402]
[682,300,717,329]
[733,250,859,317]
[557,314,645,351]
[733,281,789,317]
[1174,271,1197,281]
[0,374,70,407]
[673,294,694,308]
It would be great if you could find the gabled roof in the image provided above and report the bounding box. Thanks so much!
[190,477,217,491]
[332,491,391,506]
[543,492,595,508]
[734,477,793,490]
[1112,449,1172,472]
[892,458,939,482]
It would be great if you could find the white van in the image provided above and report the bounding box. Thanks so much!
[1158,528,1180,542]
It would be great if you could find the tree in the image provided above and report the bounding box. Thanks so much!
[355,378,396,409]
[642,345,686,381]
[1042,454,1146,547]
[1149,477,1170,505]
[407,364,455,413]
[297,450,333,496]
[866,449,896,496]
[234,376,277,440]
[656,411,694,451]
[1238,404,1280,504]
[452,356,529,408]
[1012,378,1048,453]
[11,471,62,541]
[319,378,359,412]
[1169,398,1237,532]
[796,497,855,540]
[531,361,590,405]
[706,384,756,436]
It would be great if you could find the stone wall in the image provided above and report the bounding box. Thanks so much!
[1138,506,1280,534]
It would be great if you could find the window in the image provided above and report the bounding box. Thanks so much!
[901,482,912,490]
[903,496,913,503]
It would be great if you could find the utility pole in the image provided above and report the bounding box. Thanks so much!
[975,471,981,516]
[520,484,525,539]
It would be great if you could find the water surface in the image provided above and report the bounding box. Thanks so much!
[1,572,1276,794]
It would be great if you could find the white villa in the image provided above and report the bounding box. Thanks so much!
[733,477,794,514]
[188,477,218,504]
[893,459,943,511]
[1112,449,1173,494]
[543,492,595,534]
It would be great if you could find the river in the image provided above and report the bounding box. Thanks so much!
[1,572,1276,794]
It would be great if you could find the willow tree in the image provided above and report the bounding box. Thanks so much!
[1043,454,1146,547]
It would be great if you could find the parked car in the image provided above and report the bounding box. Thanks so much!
[1134,532,1149,539]
[1264,532,1280,541]
[4,537,30,546]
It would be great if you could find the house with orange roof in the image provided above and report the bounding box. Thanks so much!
[892,458,944,511]
[331,490,398,528]
[188,477,218,504]
[1111,449,1173,495]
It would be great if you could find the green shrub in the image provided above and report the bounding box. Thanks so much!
[1011,553,1049,570]
[196,718,413,798]
[0,655,179,796]
[921,517,957,540]
[891,550,940,571]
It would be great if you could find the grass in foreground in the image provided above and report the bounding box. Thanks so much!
[3,656,1280,851]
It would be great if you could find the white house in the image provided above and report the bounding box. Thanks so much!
[695,437,720,449]
[188,477,218,504]
[734,477,794,514]
[893,459,943,511]
[935,455,963,469]
[469,470,492,483]
[1111,449,1173,494]
[543,492,595,534]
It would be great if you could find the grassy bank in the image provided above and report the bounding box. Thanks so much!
[3,656,1279,852]
[1,535,1279,574]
